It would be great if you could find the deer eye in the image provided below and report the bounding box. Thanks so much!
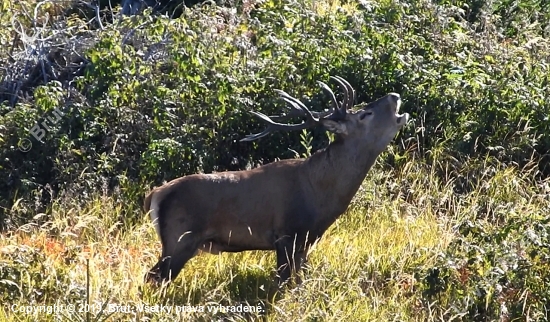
[360,111,373,120]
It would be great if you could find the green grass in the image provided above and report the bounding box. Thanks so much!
[2,154,548,321]
[1,0,550,320]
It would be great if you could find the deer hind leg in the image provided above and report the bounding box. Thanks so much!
[146,228,202,285]
[275,234,308,287]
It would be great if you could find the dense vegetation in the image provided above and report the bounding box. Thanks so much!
[1,0,549,321]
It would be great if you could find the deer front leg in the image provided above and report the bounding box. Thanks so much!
[275,235,307,287]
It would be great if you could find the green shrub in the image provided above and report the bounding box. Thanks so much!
[0,0,549,228]
[418,215,550,320]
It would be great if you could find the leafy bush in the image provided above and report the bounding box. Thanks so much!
[419,215,550,320]
[1,0,549,229]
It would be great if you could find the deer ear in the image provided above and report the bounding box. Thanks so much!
[321,120,348,135]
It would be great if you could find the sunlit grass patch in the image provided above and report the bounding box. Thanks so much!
[1,156,461,321]
[3,154,550,321]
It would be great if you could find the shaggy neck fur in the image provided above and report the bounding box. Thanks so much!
[303,135,382,228]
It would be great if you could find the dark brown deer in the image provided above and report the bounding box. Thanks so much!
[144,76,409,286]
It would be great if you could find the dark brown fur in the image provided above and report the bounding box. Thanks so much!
[144,82,409,287]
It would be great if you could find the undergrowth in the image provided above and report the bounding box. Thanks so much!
[1,0,549,321]
[2,153,550,321]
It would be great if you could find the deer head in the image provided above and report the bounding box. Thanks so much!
[242,76,408,155]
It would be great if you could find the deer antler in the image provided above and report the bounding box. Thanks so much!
[241,76,355,142]
[240,91,319,141]
[331,76,356,111]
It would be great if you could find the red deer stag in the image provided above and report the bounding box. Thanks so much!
[144,76,409,286]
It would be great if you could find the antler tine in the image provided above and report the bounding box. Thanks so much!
[240,110,318,142]
[332,76,356,110]
[317,81,344,119]
[241,77,357,141]
[273,89,317,120]
[270,108,332,121]
[340,76,356,109]
[329,76,349,113]
[240,90,320,142]
[273,89,334,119]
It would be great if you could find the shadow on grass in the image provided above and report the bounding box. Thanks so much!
[139,264,286,318]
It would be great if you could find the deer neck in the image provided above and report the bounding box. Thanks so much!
[305,138,380,220]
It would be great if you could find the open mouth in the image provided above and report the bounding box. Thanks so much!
[396,113,410,126]
[394,99,409,126]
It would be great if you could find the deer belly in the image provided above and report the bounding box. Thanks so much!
[199,233,275,254]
